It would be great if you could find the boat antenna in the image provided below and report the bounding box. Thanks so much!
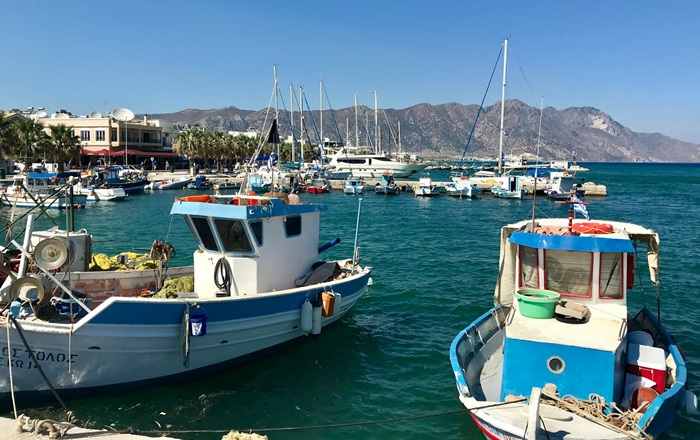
[459,45,503,167]
[530,97,544,232]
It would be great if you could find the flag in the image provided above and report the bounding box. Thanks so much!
[266,119,280,144]
[574,201,590,220]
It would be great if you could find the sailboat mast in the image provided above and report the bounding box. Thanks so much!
[299,85,305,163]
[346,117,350,147]
[497,38,508,176]
[320,80,324,149]
[398,120,402,155]
[290,84,295,162]
[273,65,279,159]
[354,94,358,147]
[374,91,379,154]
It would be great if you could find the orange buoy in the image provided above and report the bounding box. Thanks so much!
[178,194,212,203]
[572,222,614,235]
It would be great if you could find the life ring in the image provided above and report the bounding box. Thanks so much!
[572,222,614,235]
[178,195,212,203]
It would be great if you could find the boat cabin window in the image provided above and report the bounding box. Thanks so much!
[214,219,253,253]
[519,247,539,288]
[190,217,218,251]
[599,253,623,299]
[250,221,263,246]
[284,215,302,237]
[544,250,592,298]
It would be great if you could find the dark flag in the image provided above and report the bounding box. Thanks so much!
[267,119,281,144]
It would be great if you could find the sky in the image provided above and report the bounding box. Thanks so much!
[1,0,698,143]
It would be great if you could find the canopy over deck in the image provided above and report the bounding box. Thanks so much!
[495,218,660,306]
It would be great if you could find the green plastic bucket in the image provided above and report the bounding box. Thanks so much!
[515,288,561,319]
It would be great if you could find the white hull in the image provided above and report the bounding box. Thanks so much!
[0,269,370,398]
[0,194,87,209]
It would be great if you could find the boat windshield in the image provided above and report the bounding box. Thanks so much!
[544,250,592,298]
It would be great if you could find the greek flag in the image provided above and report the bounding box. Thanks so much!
[573,198,590,220]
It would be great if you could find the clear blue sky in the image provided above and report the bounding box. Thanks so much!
[1,1,698,142]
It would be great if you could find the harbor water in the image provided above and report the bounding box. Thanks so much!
[3,163,699,439]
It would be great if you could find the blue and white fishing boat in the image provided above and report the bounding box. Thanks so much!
[0,174,88,209]
[344,176,365,195]
[414,175,437,197]
[446,175,480,199]
[450,216,697,439]
[0,193,371,402]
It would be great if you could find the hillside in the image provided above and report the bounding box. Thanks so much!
[149,100,700,162]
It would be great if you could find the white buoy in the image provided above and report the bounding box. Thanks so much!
[334,293,342,312]
[312,305,322,335]
[301,299,313,334]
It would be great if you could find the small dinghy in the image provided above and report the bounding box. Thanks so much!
[0,193,371,403]
[450,217,697,439]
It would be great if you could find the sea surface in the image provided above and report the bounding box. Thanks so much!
[4,163,699,439]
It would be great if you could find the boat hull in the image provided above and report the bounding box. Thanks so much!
[0,194,88,209]
[0,268,371,402]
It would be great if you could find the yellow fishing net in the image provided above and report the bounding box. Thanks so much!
[89,252,161,271]
[153,275,194,298]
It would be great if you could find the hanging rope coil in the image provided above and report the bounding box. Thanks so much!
[214,257,232,296]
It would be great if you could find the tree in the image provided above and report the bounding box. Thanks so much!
[48,124,81,171]
[12,117,46,164]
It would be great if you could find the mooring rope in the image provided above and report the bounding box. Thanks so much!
[103,399,527,435]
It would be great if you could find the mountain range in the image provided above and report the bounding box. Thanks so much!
[149,100,700,162]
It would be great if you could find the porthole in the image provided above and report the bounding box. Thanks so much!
[547,356,565,374]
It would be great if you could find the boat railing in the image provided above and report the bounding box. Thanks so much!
[449,306,508,397]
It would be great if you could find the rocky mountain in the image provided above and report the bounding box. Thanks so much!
[149,100,700,162]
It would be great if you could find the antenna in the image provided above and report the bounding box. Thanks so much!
[530,97,544,232]
[111,108,135,166]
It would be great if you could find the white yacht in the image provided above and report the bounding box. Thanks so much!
[327,147,424,178]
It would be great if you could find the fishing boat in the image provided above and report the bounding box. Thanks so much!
[0,174,88,209]
[449,216,697,439]
[374,174,400,195]
[344,177,365,195]
[414,175,437,197]
[491,175,524,199]
[99,166,148,194]
[73,180,127,202]
[0,193,372,402]
[187,175,211,190]
[446,175,480,199]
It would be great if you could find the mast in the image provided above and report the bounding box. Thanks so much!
[354,94,358,147]
[497,38,508,176]
[299,85,304,163]
[320,80,324,150]
[398,120,402,155]
[346,117,350,147]
[374,91,379,154]
[366,110,370,146]
[273,65,279,159]
[531,98,544,231]
[290,84,295,162]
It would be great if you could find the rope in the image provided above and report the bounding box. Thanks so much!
[8,315,68,411]
[104,399,526,435]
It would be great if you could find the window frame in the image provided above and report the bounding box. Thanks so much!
[80,130,91,142]
[284,215,302,238]
[249,220,264,247]
[213,218,255,254]
[519,246,540,289]
[95,129,106,142]
[187,216,219,251]
[543,250,593,299]
[599,253,625,300]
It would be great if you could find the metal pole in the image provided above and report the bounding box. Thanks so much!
[346,117,349,147]
[374,91,379,154]
[497,38,508,176]
[398,121,402,155]
[273,65,279,159]
[352,197,363,266]
[125,122,128,166]
[320,80,324,149]
[530,98,544,231]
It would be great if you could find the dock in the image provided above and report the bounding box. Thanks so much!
[0,416,177,440]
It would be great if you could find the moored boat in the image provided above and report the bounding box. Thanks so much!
[344,176,365,195]
[415,175,437,197]
[374,174,400,195]
[446,175,480,199]
[0,193,371,403]
[449,216,697,439]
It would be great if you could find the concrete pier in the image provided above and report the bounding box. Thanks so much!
[0,417,178,440]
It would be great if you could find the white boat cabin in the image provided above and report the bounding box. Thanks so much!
[171,195,323,298]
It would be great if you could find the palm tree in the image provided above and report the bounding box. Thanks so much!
[48,124,81,171]
[13,118,46,165]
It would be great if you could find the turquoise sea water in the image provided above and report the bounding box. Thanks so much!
[5,163,700,439]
